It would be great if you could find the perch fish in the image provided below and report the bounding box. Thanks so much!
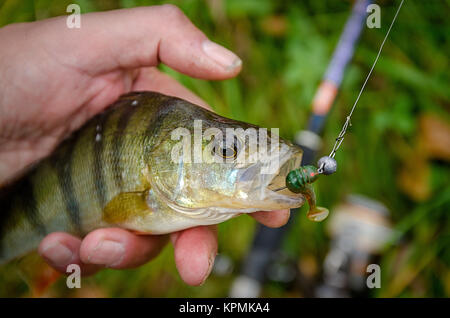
[0,92,327,264]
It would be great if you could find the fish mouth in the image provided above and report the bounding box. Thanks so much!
[266,148,302,194]
[244,147,305,210]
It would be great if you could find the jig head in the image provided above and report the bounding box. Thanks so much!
[286,156,337,193]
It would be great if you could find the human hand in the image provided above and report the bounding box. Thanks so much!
[0,5,290,285]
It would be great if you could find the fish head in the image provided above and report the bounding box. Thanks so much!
[147,101,306,218]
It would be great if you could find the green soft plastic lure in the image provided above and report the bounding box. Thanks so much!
[286,165,329,222]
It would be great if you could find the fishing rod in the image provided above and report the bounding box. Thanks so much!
[229,0,404,297]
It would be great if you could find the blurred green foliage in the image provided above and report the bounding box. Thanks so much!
[0,0,449,297]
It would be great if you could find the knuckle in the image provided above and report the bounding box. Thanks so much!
[159,4,187,23]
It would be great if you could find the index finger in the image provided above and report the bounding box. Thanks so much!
[32,5,242,79]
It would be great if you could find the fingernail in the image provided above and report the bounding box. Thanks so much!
[202,40,242,71]
[87,240,125,267]
[41,242,73,266]
[200,252,216,286]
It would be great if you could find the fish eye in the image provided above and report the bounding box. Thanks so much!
[213,137,240,160]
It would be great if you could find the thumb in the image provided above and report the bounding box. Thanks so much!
[37,5,242,80]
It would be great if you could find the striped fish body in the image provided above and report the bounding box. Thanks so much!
[0,91,308,264]
[0,92,182,263]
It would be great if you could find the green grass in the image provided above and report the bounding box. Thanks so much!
[0,0,449,297]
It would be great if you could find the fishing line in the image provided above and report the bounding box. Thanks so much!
[323,0,405,167]
[282,0,405,193]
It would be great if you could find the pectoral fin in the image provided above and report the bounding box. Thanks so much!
[103,190,152,225]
